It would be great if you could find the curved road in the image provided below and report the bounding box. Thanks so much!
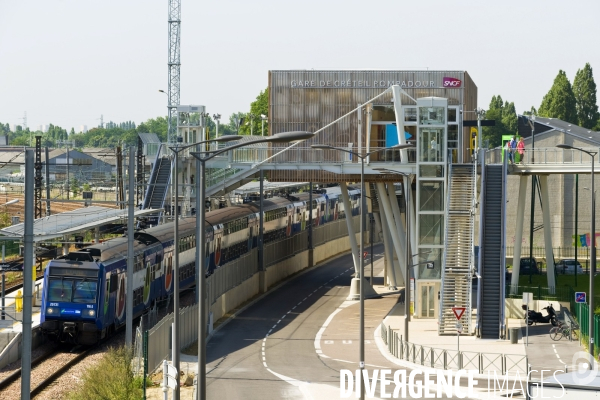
[206,246,391,399]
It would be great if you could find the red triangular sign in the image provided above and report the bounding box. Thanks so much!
[452,307,466,320]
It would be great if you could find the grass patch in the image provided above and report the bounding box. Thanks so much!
[68,346,145,400]
[518,272,600,294]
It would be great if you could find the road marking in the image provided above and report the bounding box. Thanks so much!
[314,300,354,351]
[553,348,558,353]
[292,306,296,310]
[263,356,265,361]
[556,354,560,358]
[324,340,334,344]
[277,320,281,324]
[297,302,302,306]
[343,340,352,344]
[272,325,277,329]
[263,362,268,368]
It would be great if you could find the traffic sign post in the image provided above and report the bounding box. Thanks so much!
[575,292,587,304]
[455,321,463,353]
[523,292,533,346]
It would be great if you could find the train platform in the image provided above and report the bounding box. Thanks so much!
[0,277,45,365]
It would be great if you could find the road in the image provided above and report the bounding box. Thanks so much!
[204,245,476,399]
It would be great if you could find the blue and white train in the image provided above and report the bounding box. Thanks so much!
[40,187,361,345]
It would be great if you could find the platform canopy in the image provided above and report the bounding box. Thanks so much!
[0,206,158,242]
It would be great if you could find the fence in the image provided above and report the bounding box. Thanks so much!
[571,302,600,355]
[506,246,592,262]
[505,285,572,302]
[380,323,528,376]
[143,303,200,376]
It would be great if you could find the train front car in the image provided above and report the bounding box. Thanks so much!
[41,252,101,345]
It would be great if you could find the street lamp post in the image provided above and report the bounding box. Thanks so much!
[312,143,414,400]
[557,144,596,362]
[168,134,241,400]
[191,131,315,400]
[261,114,267,137]
[213,114,221,138]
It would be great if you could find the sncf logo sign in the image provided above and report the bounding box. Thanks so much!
[443,77,462,87]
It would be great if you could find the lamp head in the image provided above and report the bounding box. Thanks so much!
[261,114,267,119]
[215,135,242,142]
[269,131,314,143]
[311,144,333,150]
[556,144,573,150]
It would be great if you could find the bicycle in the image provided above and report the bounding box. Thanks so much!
[549,322,578,341]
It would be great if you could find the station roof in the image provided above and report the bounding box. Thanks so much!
[233,180,310,196]
[0,206,158,242]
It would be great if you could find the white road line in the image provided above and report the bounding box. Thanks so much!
[263,362,268,368]
[272,325,277,329]
[553,348,558,353]
[313,300,355,352]
[263,356,265,361]
[556,354,560,358]
[292,306,296,310]
[277,319,281,324]
[297,302,302,306]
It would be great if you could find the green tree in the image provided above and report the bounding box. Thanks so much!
[482,95,518,148]
[572,63,600,129]
[538,70,578,124]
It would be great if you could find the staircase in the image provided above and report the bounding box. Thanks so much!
[439,164,475,335]
[478,164,505,339]
[142,153,172,225]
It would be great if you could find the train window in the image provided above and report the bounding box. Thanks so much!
[110,274,118,292]
[73,279,97,303]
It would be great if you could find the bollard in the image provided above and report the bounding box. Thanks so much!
[15,290,23,312]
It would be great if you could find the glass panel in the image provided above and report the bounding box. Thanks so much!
[419,215,444,245]
[369,125,386,161]
[404,107,417,122]
[73,280,98,303]
[418,128,444,162]
[428,286,435,317]
[420,286,428,317]
[448,108,457,123]
[448,125,458,142]
[419,165,444,178]
[372,105,396,121]
[419,181,444,211]
[417,248,442,279]
[419,106,445,125]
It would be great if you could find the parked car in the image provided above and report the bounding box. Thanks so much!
[556,259,583,275]
[520,257,539,275]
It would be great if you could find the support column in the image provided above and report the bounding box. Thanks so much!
[340,182,359,274]
[538,175,556,290]
[308,182,314,268]
[376,182,406,279]
[511,175,529,291]
[380,208,399,287]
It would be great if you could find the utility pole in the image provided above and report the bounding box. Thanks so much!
[167,0,181,145]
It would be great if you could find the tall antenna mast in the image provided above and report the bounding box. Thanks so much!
[167,0,181,144]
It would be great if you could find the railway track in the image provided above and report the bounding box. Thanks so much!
[0,344,95,399]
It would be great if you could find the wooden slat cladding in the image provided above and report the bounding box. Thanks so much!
[268,70,476,182]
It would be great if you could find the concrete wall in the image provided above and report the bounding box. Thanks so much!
[0,327,45,370]
[208,233,359,326]
[505,298,569,319]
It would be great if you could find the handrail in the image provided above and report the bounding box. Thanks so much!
[381,322,528,375]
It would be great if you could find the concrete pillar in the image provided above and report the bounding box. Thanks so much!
[380,208,399,287]
[340,182,359,274]
[511,175,528,291]
[376,182,406,279]
[538,175,556,291]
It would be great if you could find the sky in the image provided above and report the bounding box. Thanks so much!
[1,0,599,133]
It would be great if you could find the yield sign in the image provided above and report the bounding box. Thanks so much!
[452,307,466,321]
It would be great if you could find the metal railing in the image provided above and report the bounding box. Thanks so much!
[485,147,600,165]
[380,323,528,375]
[506,246,592,261]
[505,285,573,302]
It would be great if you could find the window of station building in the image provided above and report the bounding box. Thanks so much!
[372,105,395,121]
[417,248,442,279]
[419,165,444,178]
[448,107,458,123]
[447,125,459,163]
[419,107,445,125]
[404,107,417,122]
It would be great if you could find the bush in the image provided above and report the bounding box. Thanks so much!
[68,346,143,400]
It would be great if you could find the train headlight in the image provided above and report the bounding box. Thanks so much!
[84,309,95,317]
[46,307,57,315]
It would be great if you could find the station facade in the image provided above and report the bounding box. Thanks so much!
[268,70,478,320]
